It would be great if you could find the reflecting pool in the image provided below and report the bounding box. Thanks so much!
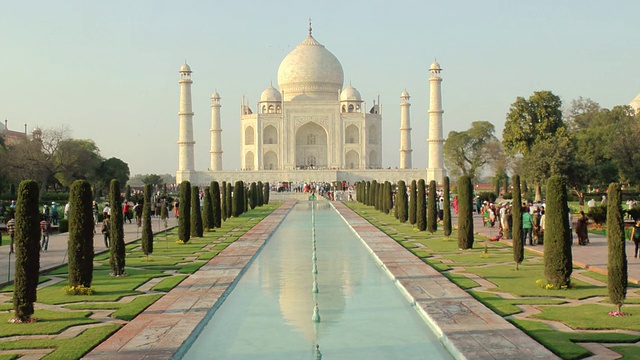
[178,202,453,359]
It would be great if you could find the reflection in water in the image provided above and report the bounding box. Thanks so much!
[181,201,452,359]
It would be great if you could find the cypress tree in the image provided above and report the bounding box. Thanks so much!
[512,175,524,270]
[221,181,228,222]
[202,186,214,230]
[191,186,203,237]
[263,182,270,204]
[225,182,233,219]
[378,183,384,212]
[385,181,393,215]
[427,180,438,234]
[211,181,222,228]
[397,180,408,223]
[457,175,474,249]
[141,184,153,257]
[178,181,191,243]
[382,182,389,214]
[543,175,572,288]
[68,180,94,288]
[257,181,264,207]
[244,185,249,213]
[443,176,452,237]
[125,184,132,202]
[233,181,245,217]
[109,179,126,275]
[607,182,627,314]
[371,180,378,209]
[363,181,369,205]
[160,200,168,228]
[417,179,427,231]
[409,180,417,225]
[250,182,258,210]
[12,180,40,322]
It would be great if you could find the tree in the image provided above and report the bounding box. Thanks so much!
[397,180,408,223]
[53,139,102,187]
[544,175,572,288]
[95,158,130,197]
[191,186,203,237]
[244,184,249,213]
[443,177,452,237]
[202,186,214,230]
[409,180,417,225]
[249,182,258,210]
[257,181,264,207]
[607,182,627,314]
[382,181,390,214]
[141,184,154,256]
[221,181,227,221]
[427,180,437,234]
[109,179,126,276]
[225,182,233,219]
[371,180,378,210]
[457,175,474,250]
[211,181,222,228]
[178,181,191,243]
[125,185,132,202]
[416,179,426,231]
[512,175,524,270]
[444,121,499,183]
[68,180,94,288]
[263,182,270,204]
[232,181,245,217]
[12,180,40,322]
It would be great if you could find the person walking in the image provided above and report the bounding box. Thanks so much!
[7,215,15,253]
[630,219,640,258]
[576,211,589,246]
[50,202,59,225]
[101,215,111,248]
[40,215,51,252]
[522,206,534,246]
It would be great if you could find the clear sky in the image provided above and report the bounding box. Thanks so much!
[1,1,638,177]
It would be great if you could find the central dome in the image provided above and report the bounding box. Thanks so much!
[277,33,344,101]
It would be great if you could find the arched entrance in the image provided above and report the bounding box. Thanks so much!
[264,151,278,170]
[295,122,327,169]
[245,151,255,170]
[345,150,359,169]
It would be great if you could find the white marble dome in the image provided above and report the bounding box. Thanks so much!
[260,84,282,102]
[430,60,441,71]
[211,90,221,99]
[341,84,361,101]
[180,63,192,73]
[401,89,410,99]
[277,34,344,101]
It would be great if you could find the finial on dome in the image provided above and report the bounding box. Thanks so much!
[308,18,312,36]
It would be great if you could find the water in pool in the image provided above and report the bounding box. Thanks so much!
[179,202,453,359]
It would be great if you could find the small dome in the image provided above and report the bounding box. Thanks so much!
[401,89,410,98]
[260,85,282,102]
[340,85,361,101]
[211,90,221,99]
[180,63,192,73]
[429,60,441,71]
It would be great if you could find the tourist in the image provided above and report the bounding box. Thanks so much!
[630,219,640,258]
[50,202,59,225]
[575,211,589,246]
[539,207,546,245]
[7,215,16,253]
[64,202,71,219]
[40,215,51,252]
[532,209,541,245]
[9,200,16,210]
[522,206,534,246]
[42,203,50,220]
[101,215,111,248]
[134,201,143,226]
[102,203,111,222]
[123,200,132,223]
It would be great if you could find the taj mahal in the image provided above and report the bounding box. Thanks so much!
[176,24,446,186]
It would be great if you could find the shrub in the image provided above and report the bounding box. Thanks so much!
[427,180,437,234]
[225,182,232,219]
[249,182,257,210]
[263,182,270,205]
[141,184,153,256]
[626,205,640,221]
[109,179,126,276]
[211,181,222,228]
[232,181,245,217]
[409,180,417,225]
[178,181,191,243]
[12,180,40,322]
[202,186,214,230]
[607,183,627,314]
[68,180,94,288]
[544,175,572,288]
[443,177,452,237]
[58,218,69,233]
[257,181,264,207]
[512,175,523,269]
[457,175,474,249]
[478,191,497,203]
[191,186,203,237]
[417,179,426,231]
[587,205,607,225]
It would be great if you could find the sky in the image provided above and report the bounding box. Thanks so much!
[1,1,638,177]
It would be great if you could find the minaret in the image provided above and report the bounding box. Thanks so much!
[210,90,222,171]
[399,90,412,169]
[177,63,195,183]
[427,59,446,183]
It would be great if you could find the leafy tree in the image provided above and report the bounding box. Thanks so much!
[232,181,245,217]
[109,179,126,275]
[191,186,203,237]
[202,186,214,230]
[211,181,222,228]
[68,180,94,288]
[512,175,524,270]
[12,180,40,322]
[53,139,102,187]
[249,182,258,210]
[607,182,627,314]
[409,180,417,225]
[221,181,227,222]
[457,175,474,249]
[416,179,426,231]
[397,180,408,223]
[427,180,437,234]
[141,184,153,256]
[142,174,164,187]
[225,182,233,219]
[444,121,499,183]
[443,176,452,237]
[178,181,191,243]
[544,175,572,288]
[94,157,130,196]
